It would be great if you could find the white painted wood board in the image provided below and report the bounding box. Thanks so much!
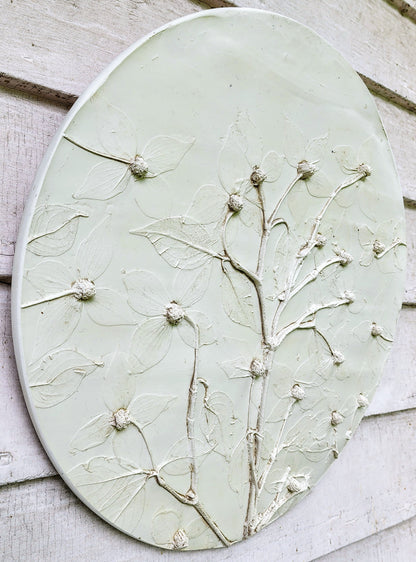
[1,409,415,561]
[386,0,416,24]
[0,88,67,281]
[404,206,416,304]
[374,96,416,203]
[366,306,416,416]
[0,0,205,101]
[317,516,416,561]
[205,1,416,107]
[2,1,416,108]
[0,284,54,485]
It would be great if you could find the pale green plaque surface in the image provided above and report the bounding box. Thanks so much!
[12,8,406,551]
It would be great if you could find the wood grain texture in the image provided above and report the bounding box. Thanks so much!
[0,284,54,485]
[1,275,415,486]
[1,87,415,282]
[386,0,416,24]
[317,515,416,561]
[367,306,416,416]
[0,0,206,104]
[2,0,416,110]
[404,206,416,305]
[203,0,416,107]
[0,88,67,281]
[1,409,415,561]
[374,96,416,202]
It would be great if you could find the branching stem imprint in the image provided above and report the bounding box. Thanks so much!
[375,239,406,260]
[22,288,78,308]
[214,168,361,537]
[129,402,232,547]
[150,314,232,546]
[152,471,232,546]
[28,211,89,244]
[63,134,132,165]
[270,173,363,340]
[53,118,400,547]
[258,401,294,493]
[130,420,156,468]
[185,316,200,497]
[267,173,302,226]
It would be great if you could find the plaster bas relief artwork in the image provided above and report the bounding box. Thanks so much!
[12,8,406,551]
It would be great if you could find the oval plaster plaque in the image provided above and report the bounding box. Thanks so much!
[12,8,406,550]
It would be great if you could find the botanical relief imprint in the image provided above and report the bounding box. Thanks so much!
[63,97,195,218]
[22,109,406,548]
[27,204,89,257]
[28,349,103,408]
[22,215,134,360]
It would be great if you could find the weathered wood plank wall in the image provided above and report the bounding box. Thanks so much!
[1,1,415,560]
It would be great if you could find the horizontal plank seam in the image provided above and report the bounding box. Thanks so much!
[403,197,416,209]
[0,73,75,108]
[384,0,416,24]
[203,3,416,113]
[311,512,416,561]
[205,0,235,6]
[0,473,58,491]
[311,515,416,562]
[2,35,416,116]
[360,74,416,115]
[3,407,415,490]
[364,405,416,420]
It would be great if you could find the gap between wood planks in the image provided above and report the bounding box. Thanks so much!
[2,59,416,116]
[210,0,416,28]
[0,73,75,109]
[385,0,416,24]
[313,514,416,561]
